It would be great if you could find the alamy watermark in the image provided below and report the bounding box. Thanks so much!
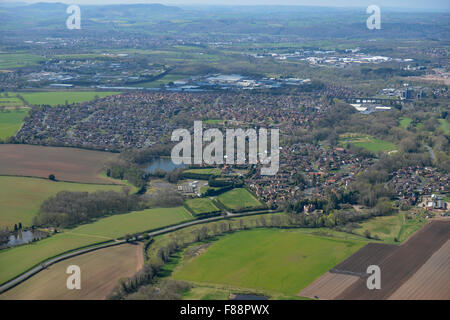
[66,5,81,30]
[366,5,381,30]
[366,265,381,290]
[171,121,279,175]
[66,265,81,290]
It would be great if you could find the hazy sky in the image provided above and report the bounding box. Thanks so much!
[12,0,450,10]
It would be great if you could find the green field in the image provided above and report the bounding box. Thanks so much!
[10,91,120,106]
[185,198,220,216]
[71,206,192,239]
[184,168,221,176]
[172,228,366,296]
[139,74,186,88]
[0,206,192,285]
[353,212,426,243]
[438,119,450,134]
[0,53,43,69]
[399,117,412,129]
[217,188,262,211]
[340,134,397,153]
[203,119,223,125]
[0,108,30,140]
[0,176,125,228]
[0,94,23,107]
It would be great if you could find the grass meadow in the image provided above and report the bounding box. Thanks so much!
[172,228,366,296]
[0,108,30,140]
[185,198,220,216]
[340,134,397,153]
[216,188,262,211]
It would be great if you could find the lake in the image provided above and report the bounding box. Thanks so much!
[143,157,186,174]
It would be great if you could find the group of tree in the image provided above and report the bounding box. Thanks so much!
[33,188,146,228]
[106,161,146,188]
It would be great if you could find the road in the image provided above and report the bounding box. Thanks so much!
[0,209,280,294]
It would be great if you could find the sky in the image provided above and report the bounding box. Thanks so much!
[10,0,450,10]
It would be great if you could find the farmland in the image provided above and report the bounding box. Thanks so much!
[216,188,262,211]
[337,221,450,300]
[185,198,220,217]
[0,144,120,184]
[0,94,23,107]
[10,91,120,106]
[389,240,450,300]
[70,206,192,239]
[298,272,360,300]
[0,176,125,228]
[0,206,192,285]
[0,108,30,140]
[0,243,143,300]
[172,228,366,296]
[0,53,43,69]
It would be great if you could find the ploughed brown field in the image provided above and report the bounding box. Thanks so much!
[300,220,450,300]
[298,272,359,300]
[330,243,398,276]
[338,221,450,300]
[389,239,450,300]
[0,144,119,184]
[0,243,143,300]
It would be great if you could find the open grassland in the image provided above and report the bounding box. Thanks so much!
[0,53,43,69]
[0,108,30,140]
[0,176,125,228]
[0,206,192,285]
[353,212,427,243]
[172,228,366,296]
[185,198,220,215]
[339,134,397,153]
[0,144,120,184]
[217,188,262,211]
[10,91,120,106]
[0,243,143,300]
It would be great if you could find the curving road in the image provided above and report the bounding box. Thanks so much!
[0,209,280,294]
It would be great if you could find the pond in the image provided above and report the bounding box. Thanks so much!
[2,229,48,248]
[142,157,186,174]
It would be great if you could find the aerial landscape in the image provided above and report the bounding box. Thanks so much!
[0,0,448,309]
